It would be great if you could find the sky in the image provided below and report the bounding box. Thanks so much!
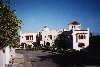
[10,0,100,35]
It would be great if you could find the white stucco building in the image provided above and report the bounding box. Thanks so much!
[54,21,89,50]
[39,26,67,46]
[20,31,37,48]
[69,21,89,50]
[39,21,89,50]
[20,21,90,50]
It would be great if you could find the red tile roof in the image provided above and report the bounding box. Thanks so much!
[69,21,80,25]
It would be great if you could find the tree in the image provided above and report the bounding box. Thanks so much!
[0,0,22,49]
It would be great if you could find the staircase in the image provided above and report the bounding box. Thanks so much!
[6,53,24,67]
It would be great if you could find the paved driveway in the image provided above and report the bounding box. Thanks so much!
[15,50,100,67]
[23,51,59,67]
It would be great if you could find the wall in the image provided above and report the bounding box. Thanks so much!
[40,28,64,46]
[20,32,37,45]
[72,29,89,50]
[0,49,5,67]
[68,24,81,30]
[0,46,15,67]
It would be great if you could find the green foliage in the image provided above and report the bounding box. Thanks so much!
[0,0,22,48]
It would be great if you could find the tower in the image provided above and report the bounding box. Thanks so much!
[68,21,81,30]
[43,26,50,31]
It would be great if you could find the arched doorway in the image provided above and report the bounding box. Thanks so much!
[46,42,50,46]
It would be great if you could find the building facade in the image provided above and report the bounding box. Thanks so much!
[20,32,37,49]
[39,26,67,46]
[20,21,90,50]
[69,21,89,50]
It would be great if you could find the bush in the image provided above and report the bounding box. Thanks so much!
[44,45,51,51]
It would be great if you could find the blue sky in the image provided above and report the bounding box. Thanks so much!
[10,0,100,35]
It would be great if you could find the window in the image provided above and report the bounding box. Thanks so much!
[84,35,86,39]
[79,35,81,39]
[32,36,33,40]
[30,36,31,40]
[30,36,33,40]
[26,36,29,40]
[79,35,86,39]
[48,35,52,40]
[78,43,85,47]
[72,26,73,28]
[74,26,75,28]
[81,35,83,39]
[45,36,46,38]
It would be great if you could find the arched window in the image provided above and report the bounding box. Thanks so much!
[78,43,85,47]
[45,36,46,38]
[48,35,52,40]
[81,35,83,39]
[79,35,81,39]
[72,26,73,28]
[84,35,86,39]
[25,36,29,40]
[74,26,75,29]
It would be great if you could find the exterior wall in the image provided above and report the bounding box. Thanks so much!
[68,24,81,30]
[72,29,89,50]
[0,46,15,67]
[0,50,5,67]
[5,46,11,64]
[40,27,65,46]
[19,21,90,50]
[20,31,37,45]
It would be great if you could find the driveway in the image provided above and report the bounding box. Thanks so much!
[15,50,100,67]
